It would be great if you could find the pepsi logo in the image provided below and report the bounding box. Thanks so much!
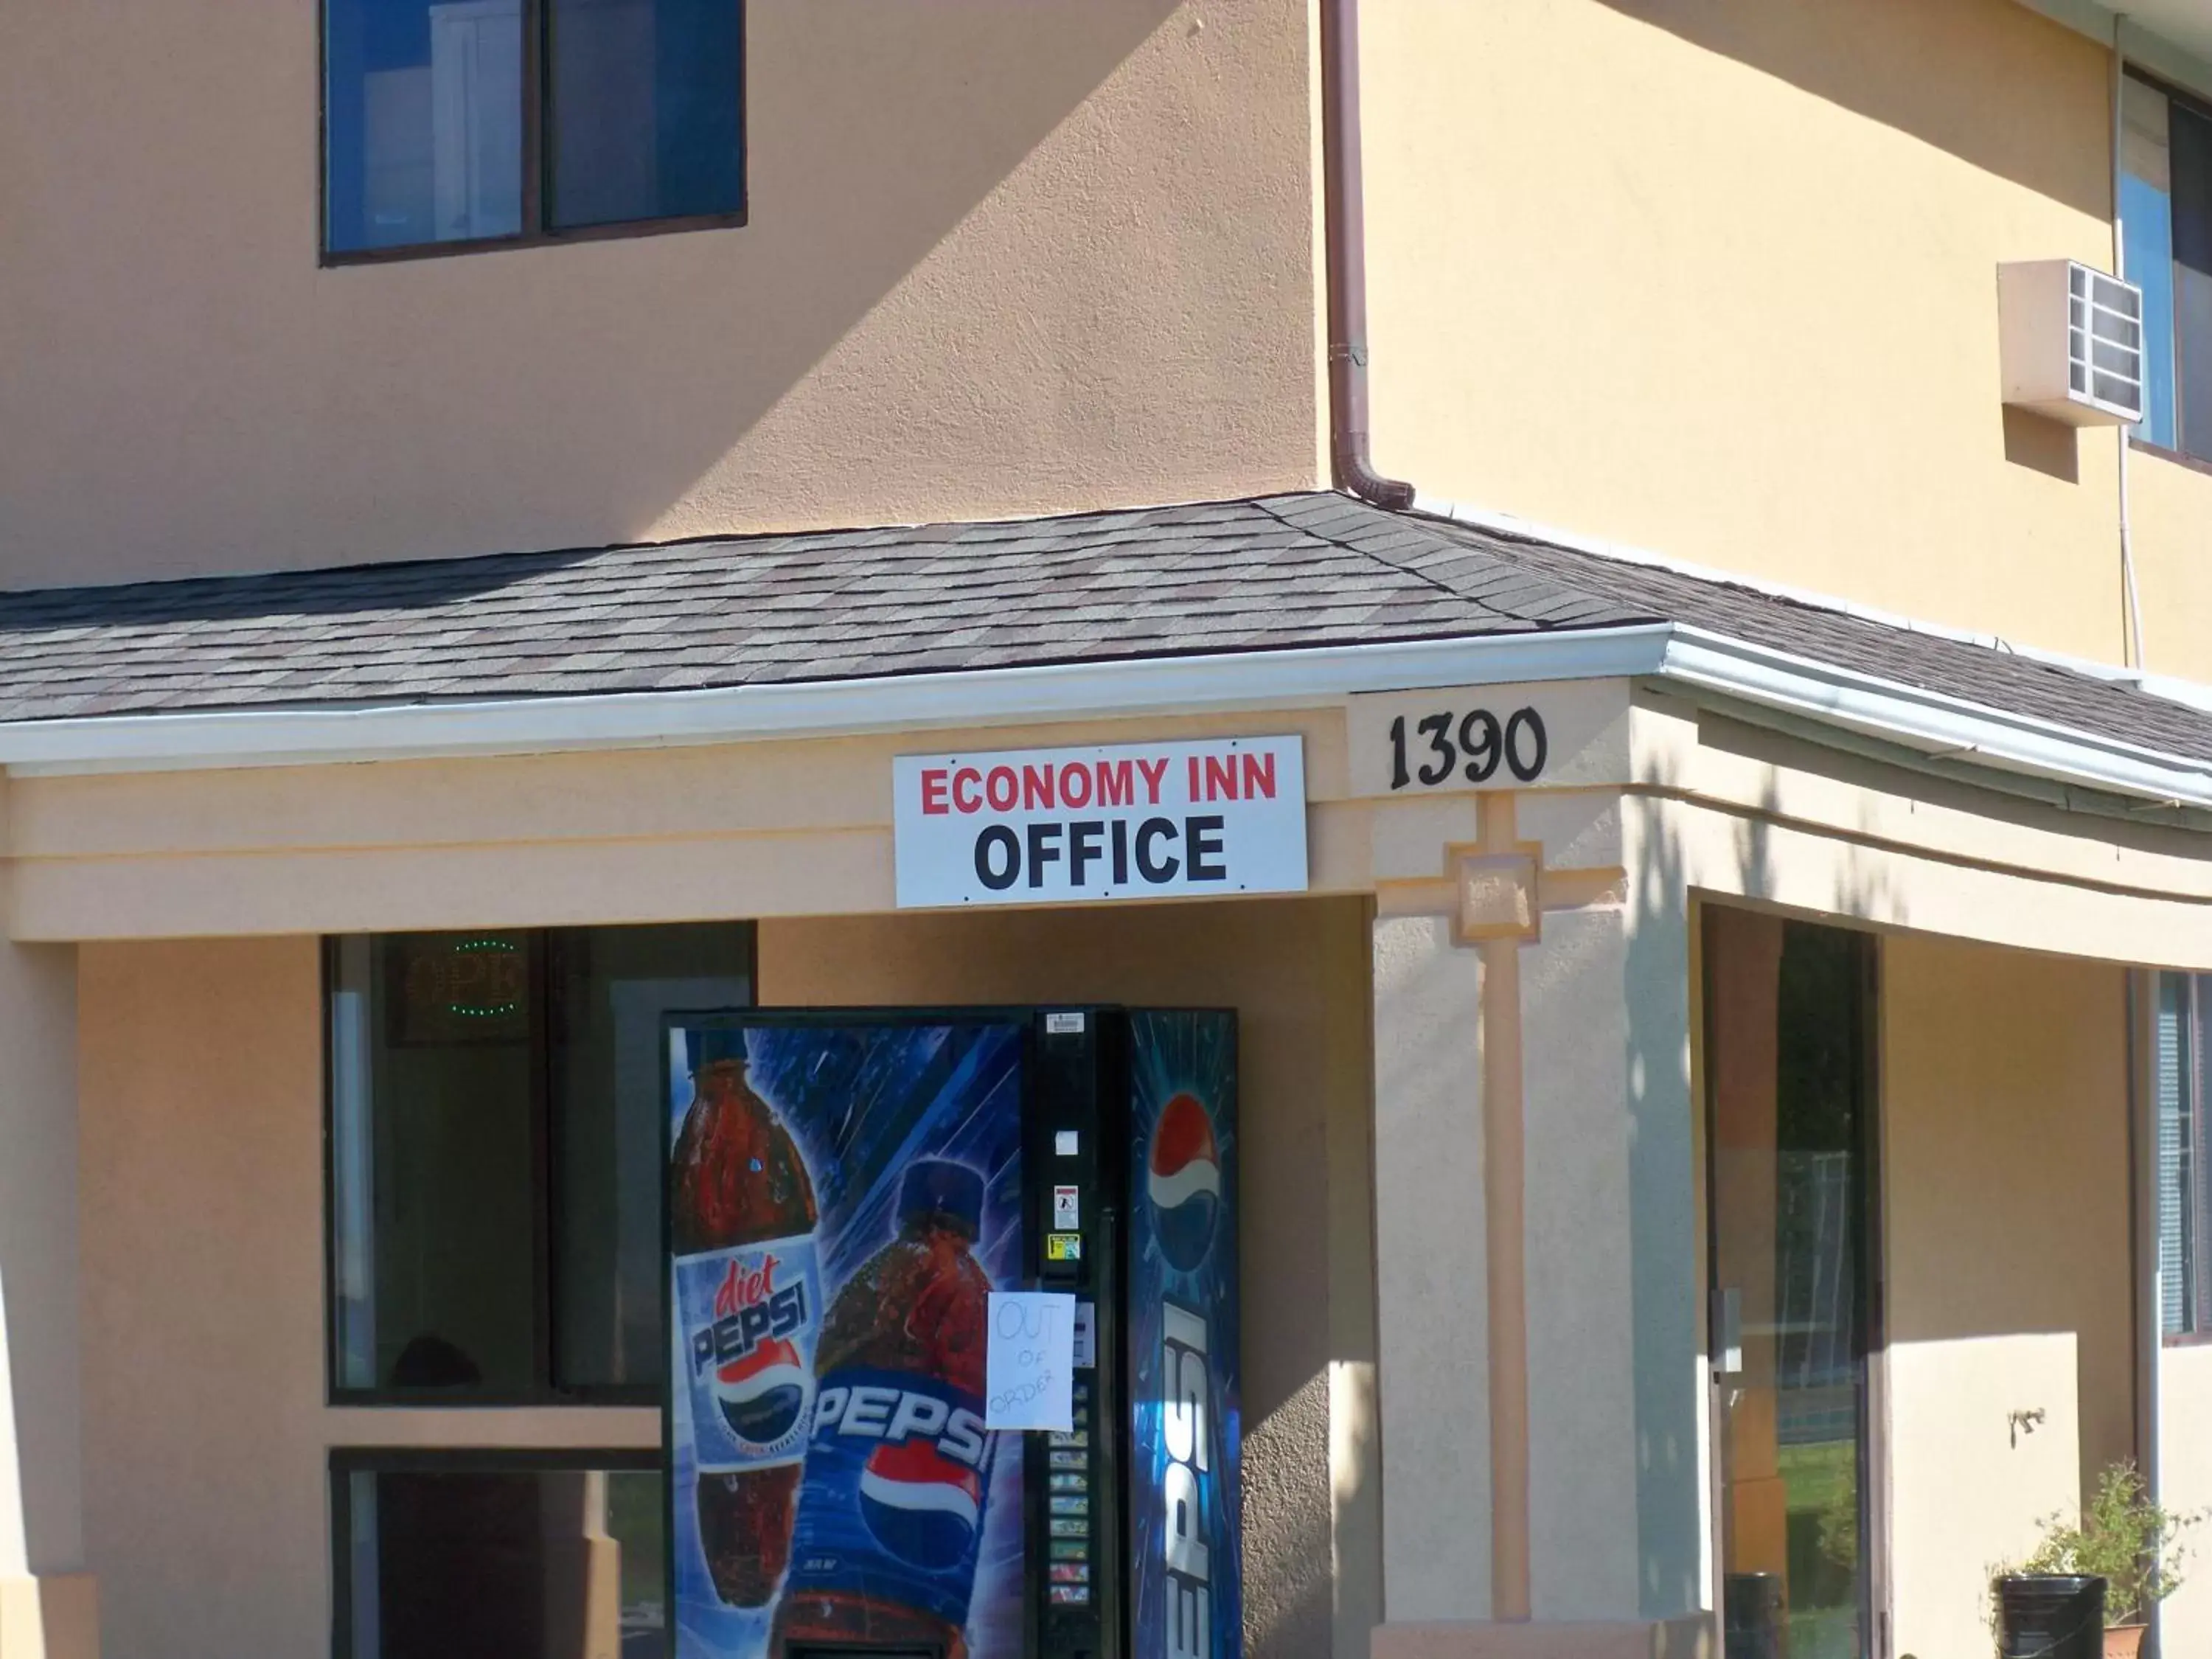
[858,1436,984,1570]
[715,1335,812,1446]
[1147,1091,1222,1273]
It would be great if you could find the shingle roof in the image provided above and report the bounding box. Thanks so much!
[1,491,2208,771]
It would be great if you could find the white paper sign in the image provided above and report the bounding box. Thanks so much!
[893,737,1308,908]
[985,1290,1076,1430]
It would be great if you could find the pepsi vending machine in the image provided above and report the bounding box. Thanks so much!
[664,1007,1241,1659]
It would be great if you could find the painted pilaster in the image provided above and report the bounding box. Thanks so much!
[0,930,97,1659]
[1358,681,1707,1655]
[0,768,97,1659]
[1371,897,1491,1621]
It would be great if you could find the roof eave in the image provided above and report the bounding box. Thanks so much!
[0,625,1674,776]
[1,622,2208,823]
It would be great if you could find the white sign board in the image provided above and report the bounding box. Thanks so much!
[894,737,1308,908]
[984,1290,1076,1431]
[1345,678,1632,797]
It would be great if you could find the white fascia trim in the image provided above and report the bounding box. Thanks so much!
[1662,625,2212,810]
[0,626,1674,776]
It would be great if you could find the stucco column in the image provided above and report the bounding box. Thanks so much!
[1358,681,1707,1658]
[1371,898,1492,1623]
[0,933,97,1659]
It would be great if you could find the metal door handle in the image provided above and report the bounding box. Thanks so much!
[1713,1287,1743,1374]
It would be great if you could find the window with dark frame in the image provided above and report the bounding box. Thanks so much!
[332,1447,667,1659]
[2123,69,2212,462]
[327,922,754,1402]
[2158,971,2212,1339]
[322,0,745,260]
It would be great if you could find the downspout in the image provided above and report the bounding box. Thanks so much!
[1320,0,1416,510]
[2115,16,2147,669]
[1320,2,1531,1630]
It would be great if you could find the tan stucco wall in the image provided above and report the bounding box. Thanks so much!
[1881,933,2134,1659]
[0,0,1324,588]
[74,900,1377,1659]
[1362,0,2140,664]
[2129,448,2212,684]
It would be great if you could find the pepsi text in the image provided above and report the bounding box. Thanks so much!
[1162,1299,1214,1659]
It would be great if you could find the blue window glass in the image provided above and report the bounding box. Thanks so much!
[2123,77,2179,451]
[548,0,744,229]
[323,0,742,255]
[325,0,526,254]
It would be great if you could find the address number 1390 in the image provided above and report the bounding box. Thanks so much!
[1387,707,1548,790]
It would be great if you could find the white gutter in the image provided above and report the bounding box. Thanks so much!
[2,616,2211,815]
[1662,625,2212,811]
[0,625,1673,776]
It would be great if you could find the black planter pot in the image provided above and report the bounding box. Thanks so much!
[1994,1573,2106,1659]
[1724,1571,1785,1659]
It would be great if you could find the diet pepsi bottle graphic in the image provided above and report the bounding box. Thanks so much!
[771,1160,997,1659]
[669,1029,823,1608]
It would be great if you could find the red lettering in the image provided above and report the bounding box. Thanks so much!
[1187,756,1201,799]
[1061,762,1093,808]
[986,767,1019,812]
[1204,754,1239,801]
[921,769,950,815]
[1241,751,1277,800]
[1099,761,1134,807]
[712,1253,781,1318]
[1022,764,1057,811]
[1138,757,1169,804]
[953,768,984,813]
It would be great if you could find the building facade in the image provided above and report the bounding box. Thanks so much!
[3,4,2212,1659]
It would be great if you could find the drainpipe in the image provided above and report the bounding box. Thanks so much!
[1320,7,1531,1629]
[1320,0,1416,511]
[2114,15,2148,670]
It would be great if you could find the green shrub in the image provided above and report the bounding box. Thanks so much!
[2014,1463,2201,1624]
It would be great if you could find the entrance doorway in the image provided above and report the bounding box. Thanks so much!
[1704,910,1882,1659]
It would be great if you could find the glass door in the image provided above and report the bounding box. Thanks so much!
[1705,911,1879,1659]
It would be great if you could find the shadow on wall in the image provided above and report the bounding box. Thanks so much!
[1592,0,2111,218]
[1,0,1224,579]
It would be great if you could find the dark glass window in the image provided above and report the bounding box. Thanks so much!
[548,0,743,229]
[2124,72,2212,462]
[334,1452,667,1659]
[323,0,743,257]
[329,923,754,1400]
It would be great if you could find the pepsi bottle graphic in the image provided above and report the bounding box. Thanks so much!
[771,1160,997,1659]
[670,1029,823,1609]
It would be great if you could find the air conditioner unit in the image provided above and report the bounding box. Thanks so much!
[1998,260,2145,426]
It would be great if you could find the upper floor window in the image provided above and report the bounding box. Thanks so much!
[2122,71,2212,460]
[327,923,754,1401]
[322,0,744,260]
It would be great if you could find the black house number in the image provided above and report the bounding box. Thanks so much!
[1387,707,1548,790]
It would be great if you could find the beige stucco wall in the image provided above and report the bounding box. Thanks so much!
[2155,1343,2212,1655]
[1362,0,2143,665]
[2129,447,2212,684]
[74,898,1377,1659]
[0,0,1324,588]
[1881,933,2135,1659]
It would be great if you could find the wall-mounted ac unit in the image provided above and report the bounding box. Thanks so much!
[1998,260,2145,426]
